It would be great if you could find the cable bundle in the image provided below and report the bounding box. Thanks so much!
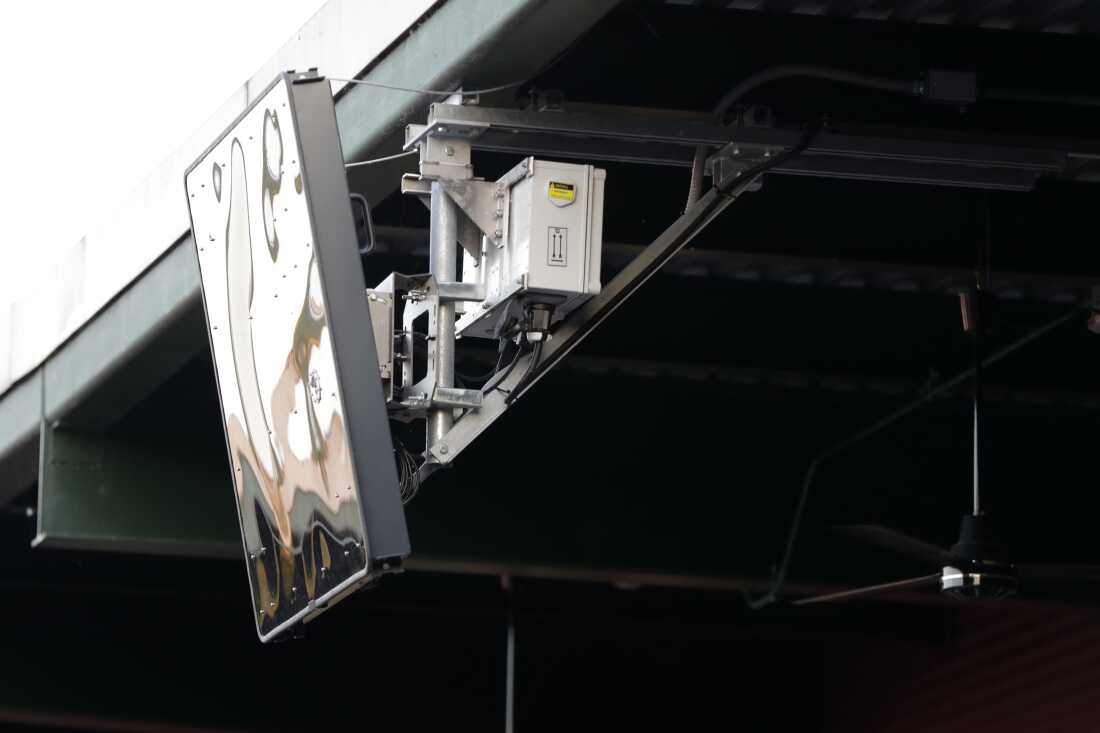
[393,435,422,505]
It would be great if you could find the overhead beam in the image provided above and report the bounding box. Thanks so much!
[0,370,41,505]
[412,102,1100,190]
[369,225,1098,305]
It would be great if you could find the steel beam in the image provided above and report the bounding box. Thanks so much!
[0,370,40,504]
[413,103,1100,190]
[33,424,238,558]
[43,235,204,427]
[369,225,1098,305]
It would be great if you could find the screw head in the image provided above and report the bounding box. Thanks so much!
[439,444,449,455]
[443,145,455,157]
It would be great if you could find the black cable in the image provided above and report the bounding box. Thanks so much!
[686,65,923,211]
[745,299,1095,610]
[483,337,525,395]
[456,339,509,384]
[504,340,544,405]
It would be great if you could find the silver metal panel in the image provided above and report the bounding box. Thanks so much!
[186,73,389,641]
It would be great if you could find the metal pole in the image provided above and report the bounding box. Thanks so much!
[428,182,457,448]
[504,577,516,733]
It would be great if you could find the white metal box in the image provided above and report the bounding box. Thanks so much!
[456,158,605,339]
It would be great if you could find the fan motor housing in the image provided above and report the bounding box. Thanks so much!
[941,514,1019,599]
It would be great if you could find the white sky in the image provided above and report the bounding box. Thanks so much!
[0,0,327,307]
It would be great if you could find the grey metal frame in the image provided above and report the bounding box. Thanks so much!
[408,102,1100,191]
[397,99,1100,481]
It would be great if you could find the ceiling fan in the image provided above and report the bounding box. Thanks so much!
[793,283,1100,606]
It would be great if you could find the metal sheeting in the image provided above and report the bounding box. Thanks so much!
[671,0,1100,35]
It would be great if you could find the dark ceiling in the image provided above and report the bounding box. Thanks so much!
[7,2,1100,730]
[662,0,1100,36]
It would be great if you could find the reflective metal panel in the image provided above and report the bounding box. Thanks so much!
[185,74,388,640]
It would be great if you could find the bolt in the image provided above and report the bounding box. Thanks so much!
[481,302,491,310]
[444,145,455,157]
[494,228,502,238]
[439,444,449,455]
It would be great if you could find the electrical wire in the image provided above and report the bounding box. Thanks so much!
[392,432,423,505]
[504,340,543,405]
[685,65,923,211]
[483,337,526,395]
[329,77,526,97]
[345,149,419,169]
[456,338,509,384]
[745,298,1096,610]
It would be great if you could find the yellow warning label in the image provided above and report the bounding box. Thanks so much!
[548,181,576,203]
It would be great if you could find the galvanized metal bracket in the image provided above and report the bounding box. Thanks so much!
[405,123,474,180]
[432,386,483,410]
[438,178,507,250]
[706,142,783,192]
[437,281,487,303]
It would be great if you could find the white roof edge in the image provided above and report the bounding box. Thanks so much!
[1,0,438,397]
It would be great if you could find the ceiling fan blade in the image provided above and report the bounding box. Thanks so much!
[1017,563,1100,583]
[833,524,953,567]
[792,573,942,606]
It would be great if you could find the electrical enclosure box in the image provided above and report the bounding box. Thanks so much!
[456,158,605,339]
